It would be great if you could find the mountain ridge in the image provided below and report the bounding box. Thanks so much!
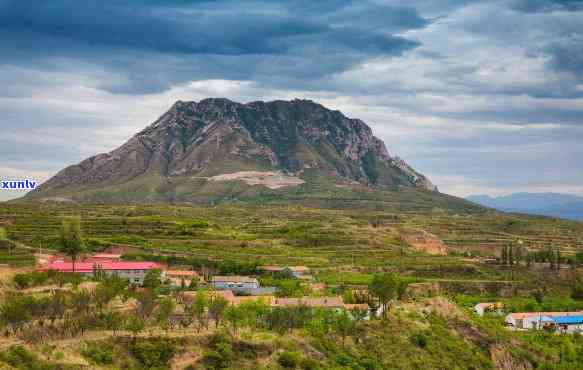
[467,192,583,221]
[21,98,482,212]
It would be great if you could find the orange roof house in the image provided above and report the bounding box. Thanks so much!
[272,297,344,309]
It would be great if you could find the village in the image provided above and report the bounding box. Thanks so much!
[34,251,373,318]
[32,249,583,335]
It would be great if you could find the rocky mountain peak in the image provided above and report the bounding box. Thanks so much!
[28,98,437,203]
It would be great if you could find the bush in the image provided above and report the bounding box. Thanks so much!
[130,338,175,369]
[0,345,55,369]
[300,357,321,370]
[278,351,301,368]
[202,343,234,369]
[81,342,114,365]
[359,357,382,370]
[411,333,428,348]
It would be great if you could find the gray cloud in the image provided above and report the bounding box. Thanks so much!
[0,0,582,200]
[511,0,583,13]
[0,0,425,94]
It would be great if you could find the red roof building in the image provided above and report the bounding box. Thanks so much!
[39,261,160,273]
[38,261,161,284]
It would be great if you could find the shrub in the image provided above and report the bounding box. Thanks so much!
[81,342,114,365]
[359,357,382,370]
[410,333,428,348]
[0,345,56,369]
[130,338,175,369]
[300,357,321,370]
[278,351,301,368]
[202,343,234,369]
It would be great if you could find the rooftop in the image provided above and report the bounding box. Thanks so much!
[507,311,583,320]
[548,316,583,325]
[89,253,122,259]
[166,270,200,277]
[258,265,310,273]
[212,276,258,283]
[39,261,160,273]
[272,297,344,308]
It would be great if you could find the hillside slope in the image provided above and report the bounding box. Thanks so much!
[24,98,480,212]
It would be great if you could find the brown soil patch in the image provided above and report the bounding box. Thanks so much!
[491,344,533,370]
[402,231,448,255]
[207,171,305,189]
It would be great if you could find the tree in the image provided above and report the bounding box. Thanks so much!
[71,289,92,315]
[102,311,125,336]
[333,310,356,345]
[143,269,162,289]
[208,297,229,328]
[192,290,208,332]
[58,217,86,273]
[397,280,409,300]
[0,295,33,335]
[136,289,157,319]
[533,289,545,304]
[157,297,175,331]
[125,316,145,344]
[0,227,11,254]
[369,273,398,317]
[571,275,583,300]
[224,306,244,336]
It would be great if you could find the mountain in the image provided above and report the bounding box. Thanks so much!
[467,193,583,221]
[24,98,480,211]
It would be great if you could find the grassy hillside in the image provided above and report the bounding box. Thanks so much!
[23,171,483,214]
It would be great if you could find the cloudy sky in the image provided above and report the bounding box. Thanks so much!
[1,0,583,201]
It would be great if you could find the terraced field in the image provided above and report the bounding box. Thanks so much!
[1,203,582,283]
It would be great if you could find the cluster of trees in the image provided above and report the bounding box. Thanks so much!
[501,243,569,271]
[13,270,82,289]
[0,275,131,343]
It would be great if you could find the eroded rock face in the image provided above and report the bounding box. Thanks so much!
[32,98,436,198]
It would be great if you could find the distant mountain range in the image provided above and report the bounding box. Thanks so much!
[21,98,481,213]
[467,193,583,221]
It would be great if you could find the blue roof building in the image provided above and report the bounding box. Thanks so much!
[551,316,583,325]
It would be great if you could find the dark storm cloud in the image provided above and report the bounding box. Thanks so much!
[0,0,425,94]
[544,37,583,76]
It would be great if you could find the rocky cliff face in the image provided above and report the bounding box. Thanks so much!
[30,98,437,202]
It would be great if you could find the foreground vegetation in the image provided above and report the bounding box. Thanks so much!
[0,203,583,368]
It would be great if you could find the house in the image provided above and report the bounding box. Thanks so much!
[232,295,275,306]
[505,311,583,330]
[543,315,583,333]
[39,261,162,285]
[182,290,274,306]
[183,290,237,305]
[258,265,310,278]
[211,276,260,292]
[344,303,372,319]
[474,302,503,316]
[165,270,200,286]
[85,253,122,262]
[272,296,345,309]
